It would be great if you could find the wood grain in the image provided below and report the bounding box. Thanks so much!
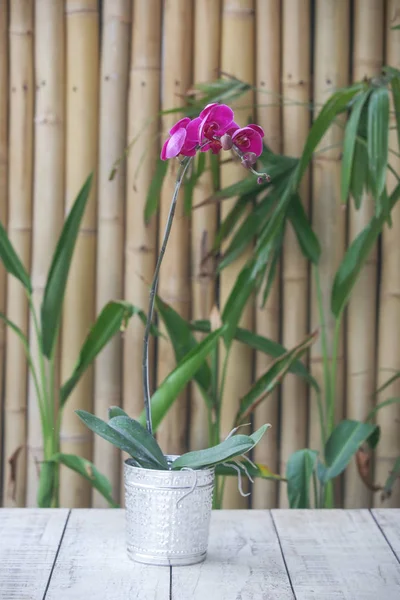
[171,510,294,599]
[273,509,400,599]
[372,509,400,563]
[44,509,170,599]
[0,508,68,600]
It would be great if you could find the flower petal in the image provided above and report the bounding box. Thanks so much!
[169,117,191,135]
[199,103,218,119]
[186,117,201,144]
[232,127,263,157]
[160,128,187,160]
[209,104,234,134]
[247,124,265,138]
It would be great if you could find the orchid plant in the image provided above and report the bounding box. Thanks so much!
[76,103,276,496]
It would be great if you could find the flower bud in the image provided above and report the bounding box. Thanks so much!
[220,133,233,150]
[241,152,257,169]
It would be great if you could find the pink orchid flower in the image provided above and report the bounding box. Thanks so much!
[161,117,201,160]
[231,125,264,158]
[198,103,234,142]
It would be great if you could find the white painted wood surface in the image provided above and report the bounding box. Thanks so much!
[0,508,69,600]
[44,509,170,600]
[171,510,294,599]
[1,509,400,599]
[272,509,400,600]
[373,508,400,562]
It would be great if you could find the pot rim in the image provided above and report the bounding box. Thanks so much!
[124,456,215,475]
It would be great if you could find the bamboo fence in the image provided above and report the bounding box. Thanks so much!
[0,0,399,510]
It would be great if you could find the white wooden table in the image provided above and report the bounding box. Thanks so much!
[0,509,399,599]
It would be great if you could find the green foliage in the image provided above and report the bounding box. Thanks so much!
[41,175,92,358]
[0,221,32,292]
[286,450,318,509]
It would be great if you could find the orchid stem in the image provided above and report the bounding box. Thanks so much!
[142,156,192,436]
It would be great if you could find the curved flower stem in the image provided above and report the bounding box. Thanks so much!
[143,156,193,436]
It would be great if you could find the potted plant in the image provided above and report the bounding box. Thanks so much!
[76,103,272,566]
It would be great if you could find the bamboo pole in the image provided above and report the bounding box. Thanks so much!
[156,0,193,456]
[93,0,131,509]
[308,1,349,508]
[374,0,400,508]
[279,0,311,508]
[123,0,161,422]
[26,0,65,507]
[345,0,383,509]
[220,0,255,509]
[189,0,221,451]
[0,0,8,506]
[60,0,99,508]
[253,0,281,509]
[3,0,34,507]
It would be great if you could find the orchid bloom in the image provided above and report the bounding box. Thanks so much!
[160,103,269,182]
[161,117,201,160]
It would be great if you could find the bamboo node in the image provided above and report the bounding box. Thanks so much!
[9,28,33,37]
[34,113,62,126]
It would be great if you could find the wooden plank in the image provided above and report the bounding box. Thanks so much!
[44,509,170,599]
[372,509,400,562]
[171,510,294,599]
[272,509,400,599]
[0,509,69,600]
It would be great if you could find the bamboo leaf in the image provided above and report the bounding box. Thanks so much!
[171,435,254,470]
[367,86,390,199]
[60,301,139,407]
[41,174,92,358]
[260,226,285,307]
[49,453,119,507]
[366,397,400,422]
[155,296,211,392]
[374,372,400,396]
[236,331,317,423]
[295,83,366,189]
[138,327,224,432]
[320,420,378,483]
[213,194,253,251]
[288,193,321,264]
[350,136,369,209]
[391,76,400,153]
[144,157,169,223]
[286,449,318,509]
[341,90,371,203]
[190,319,320,391]
[0,220,32,292]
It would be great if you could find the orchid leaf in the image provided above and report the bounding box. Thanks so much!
[171,435,254,470]
[108,415,168,469]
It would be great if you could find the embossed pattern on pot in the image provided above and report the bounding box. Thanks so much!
[124,458,215,566]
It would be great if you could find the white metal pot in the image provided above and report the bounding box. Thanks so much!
[124,456,215,566]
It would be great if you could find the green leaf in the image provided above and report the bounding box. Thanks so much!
[221,259,263,348]
[215,461,284,480]
[374,371,400,397]
[368,86,390,199]
[190,320,320,391]
[213,194,253,251]
[49,453,119,507]
[75,410,164,469]
[350,135,369,209]
[391,77,400,153]
[0,311,29,352]
[108,415,168,469]
[144,158,169,223]
[0,220,32,292]
[37,461,57,508]
[60,301,138,407]
[41,174,93,358]
[341,90,371,203]
[260,226,284,307]
[331,180,400,317]
[382,456,400,500]
[171,434,254,470]
[286,449,318,509]
[366,397,400,422]
[249,423,271,446]
[210,152,219,191]
[288,193,321,264]
[138,327,224,432]
[295,83,366,189]
[155,296,211,392]
[237,331,317,423]
[108,406,129,420]
[321,419,378,483]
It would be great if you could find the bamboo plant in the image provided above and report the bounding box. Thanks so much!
[0,176,149,508]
